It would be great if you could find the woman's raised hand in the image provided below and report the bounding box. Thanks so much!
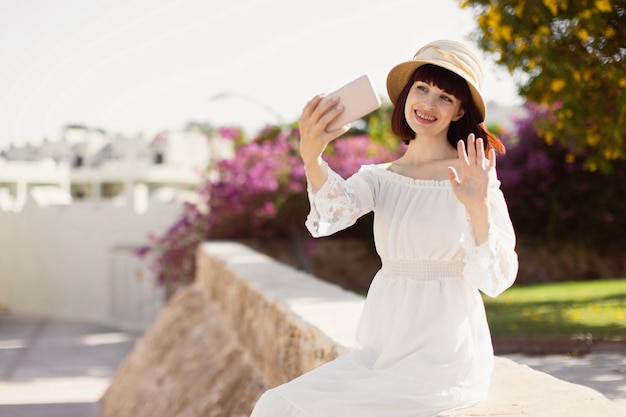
[447,133,496,210]
[298,94,351,167]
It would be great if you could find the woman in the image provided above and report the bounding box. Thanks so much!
[250,39,518,417]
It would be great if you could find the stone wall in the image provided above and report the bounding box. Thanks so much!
[101,241,626,417]
[99,284,264,417]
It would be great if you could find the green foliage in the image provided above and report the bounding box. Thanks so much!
[484,279,626,338]
[461,0,626,172]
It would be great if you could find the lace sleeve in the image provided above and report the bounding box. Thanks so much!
[305,162,375,238]
[461,178,519,298]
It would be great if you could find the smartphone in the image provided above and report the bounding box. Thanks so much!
[321,75,381,132]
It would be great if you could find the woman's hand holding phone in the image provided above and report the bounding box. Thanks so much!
[319,75,381,132]
[299,75,381,162]
[299,75,381,191]
[298,94,348,191]
[299,94,348,165]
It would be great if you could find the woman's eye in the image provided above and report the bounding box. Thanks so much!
[441,95,453,102]
[417,85,428,92]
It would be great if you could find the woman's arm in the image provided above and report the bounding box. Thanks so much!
[460,185,518,297]
[449,133,518,297]
[299,94,351,191]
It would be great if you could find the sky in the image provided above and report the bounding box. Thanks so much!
[0,0,522,148]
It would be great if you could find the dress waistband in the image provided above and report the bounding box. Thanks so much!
[382,259,463,279]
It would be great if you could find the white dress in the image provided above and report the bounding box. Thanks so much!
[250,162,518,417]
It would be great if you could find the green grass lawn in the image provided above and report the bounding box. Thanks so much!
[483,279,626,338]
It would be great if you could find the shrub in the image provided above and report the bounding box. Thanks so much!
[498,102,626,246]
[140,124,403,289]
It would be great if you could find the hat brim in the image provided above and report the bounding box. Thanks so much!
[386,59,486,122]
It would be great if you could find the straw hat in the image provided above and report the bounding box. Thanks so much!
[386,40,486,122]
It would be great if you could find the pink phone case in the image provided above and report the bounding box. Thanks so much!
[322,75,381,132]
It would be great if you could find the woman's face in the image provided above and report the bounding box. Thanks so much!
[403,80,465,139]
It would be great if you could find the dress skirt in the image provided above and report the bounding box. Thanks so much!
[250,261,495,417]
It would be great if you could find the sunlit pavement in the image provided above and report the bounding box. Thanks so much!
[0,313,624,416]
[0,314,138,417]
[502,352,626,409]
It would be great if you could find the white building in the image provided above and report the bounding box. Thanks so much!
[0,125,233,331]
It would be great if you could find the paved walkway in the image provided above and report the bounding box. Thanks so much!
[0,314,138,417]
[0,313,624,416]
[502,353,626,408]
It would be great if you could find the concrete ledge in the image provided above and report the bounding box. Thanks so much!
[196,241,364,387]
[198,241,626,416]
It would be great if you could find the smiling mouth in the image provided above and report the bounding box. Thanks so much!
[415,110,436,122]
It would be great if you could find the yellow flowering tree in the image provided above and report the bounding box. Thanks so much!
[461,0,625,171]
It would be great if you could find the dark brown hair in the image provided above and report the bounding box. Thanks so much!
[391,64,505,154]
